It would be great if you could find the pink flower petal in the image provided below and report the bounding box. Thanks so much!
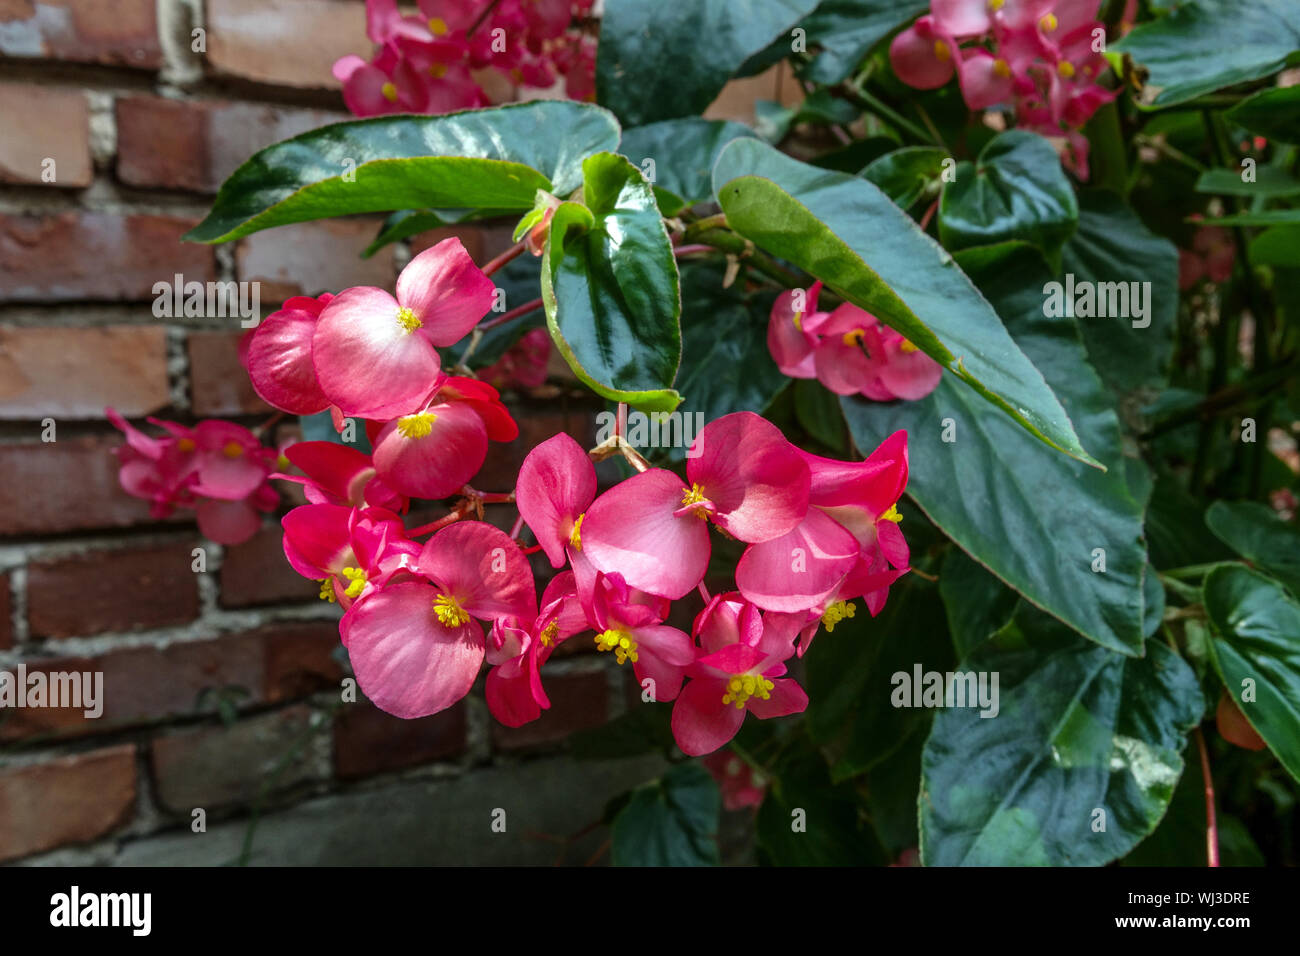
[888,18,957,90]
[418,520,537,624]
[395,237,496,346]
[735,509,860,612]
[196,497,262,545]
[746,678,808,719]
[671,677,746,756]
[371,401,488,500]
[246,300,331,414]
[516,432,598,568]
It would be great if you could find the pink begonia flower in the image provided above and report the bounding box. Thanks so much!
[888,15,959,90]
[812,304,944,401]
[196,486,279,545]
[701,749,767,811]
[1179,225,1236,289]
[312,237,496,420]
[671,594,807,756]
[582,412,811,600]
[516,431,597,569]
[766,281,827,379]
[958,48,1016,109]
[244,294,336,416]
[281,503,419,608]
[584,571,695,701]
[275,441,408,513]
[485,570,588,726]
[477,327,551,390]
[367,376,517,500]
[341,520,537,718]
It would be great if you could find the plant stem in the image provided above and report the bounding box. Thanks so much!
[1195,728,1221,867]
[481,240,526,277]
[478,296,544,331]
[689,227,807,287]
[840,81,936,145]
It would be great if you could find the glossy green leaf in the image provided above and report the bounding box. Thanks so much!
[1110,0,1300,109]
[596,0,819,127]
[542,153,682,412]
[939,131,1078,259]
[1061,191,1179,397]
[1204,564,1300,783]
[1195,209,1300,226]
[843,243,1149,655]
[756,750,887,865]
[793,378,847,452]
[921,605,1203,866]
[1196,165,1300,198]
[1249,225,1300,267]
[610,763,721,866]
[618,119,758,215]
[186,101,621,243]
[939,548,1017,659]
[862,146,948,209]
[1227,85,1300,144]
[1206,500,1300,597]
[713,137,1099,466]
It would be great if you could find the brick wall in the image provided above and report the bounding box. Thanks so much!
[0,0,795,865]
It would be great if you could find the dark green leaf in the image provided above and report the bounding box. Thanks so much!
[1196,209,1300,226]
[186,101,620,243]
[713,137,1099,465]
[756,749,886,865]
[921,605,1204,866]
[843,243,1148,655]
[1110,0,1300,108]
[1204,564,1300,782]
[1206,500,1300,597]
[570,705,676,760]
[1249,225,1300,267]
[793,378,847,452]
[618,119,758,215]
[541,152,682,412]
[1227,85,1300,144]
[939,131,1079,260]
[1196,165,1300,198]
[611,763,721,866]
[939,547,1018,659]
[862,146,948,209]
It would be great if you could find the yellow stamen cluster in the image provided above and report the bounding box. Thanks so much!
[993,58,1011,78]
[792,310,804,331]
[595,629,639,665]
[396,305,422,332]
[222,440,244,458]
[680,483,710,517]
[880,504,903,523]
[1040,13,1058,31]
[569,513,585,550]
[429,63,447,78]
[396,411,437,439]
[381,82,398,103]
[821,599,857,633]
[933,40,951,62]
[842,328,866,348]
[433,594,470,628]
[428,16,448,35]
[1057,60,1076,79]
[989,0,1005,9]
[318,578,336,603]
[178,438,196,453]
[722,674,774,709]
[341,566,367,599]
[539,621,559,648]
[899,339,920,353]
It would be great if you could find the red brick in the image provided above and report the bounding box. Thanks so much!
[0,83,91,187]
[491,669,608,750]
[473,406,598,491]
[235,219,395,301]
[187,330,270,417]
[150,705,320,812]
[409,225,491,263]
[0,573,11,649]
[0,744,136,862]
[334,700,466,779]
[0,436,168,537]
[0,0,160,68]
[116,96,346,193]
[219,523,311,608]
[262,619,345,702]
[205,0,366,89]
[0,212,216,302]
[0,325,170,420]
[27,540,201,639]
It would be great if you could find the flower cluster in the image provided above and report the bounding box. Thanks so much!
[768,281,943,401]
[106,409,281,545]
[334,0,596,117]
[888,0,1118,177]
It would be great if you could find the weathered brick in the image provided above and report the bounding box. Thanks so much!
[262,619,345,702]
[115,96,346,193]
[0,0,161,67]
[0,572,11,649]
[334,700,465,779]
[0,212,216,302]
[0,83,91,187]
[491,669,608,750]
[472,406,598,491]
[0,325,170,420]
[0,744,136,862]
[150,705,321,812]
[219,522,311,608]
[205,0,366,89]
[235,219,395,301]
[0,436,165,537]
[26,540,201,639]
[409,225,491,263]
[187,330,269,417]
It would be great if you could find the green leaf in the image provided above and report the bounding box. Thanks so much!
[1195,209,1300,226]
[843,243,1149,655]
[300,412,371,454]
[570,705,675,760]
[862,146,949,209]
[1206,500,1300,597]
[712,137,1099,466]
[1060,191,1179,397]
[618,119,758,215]
[1249,225,1300,267]
[610,763,721,866]
[1204,564,1300,783]
[939,547,1018,659]
[1196,165,1300,198]
[1227,85,1300,144]
[1110,0,1300,109]
[1123,767,1264,866]
[756,750,886,865]
[920,605,1204,866]
[596,0,820,127]
[793,378,847,452]
[939,131,1079,260]
[186,101,621,243]
[541,152,682,412]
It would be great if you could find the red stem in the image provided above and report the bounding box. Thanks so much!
[918,197,939,232]
[1195,728,1221,867]
[481,240,526,277]
[478,296,543,332]
[673,244,713,257]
